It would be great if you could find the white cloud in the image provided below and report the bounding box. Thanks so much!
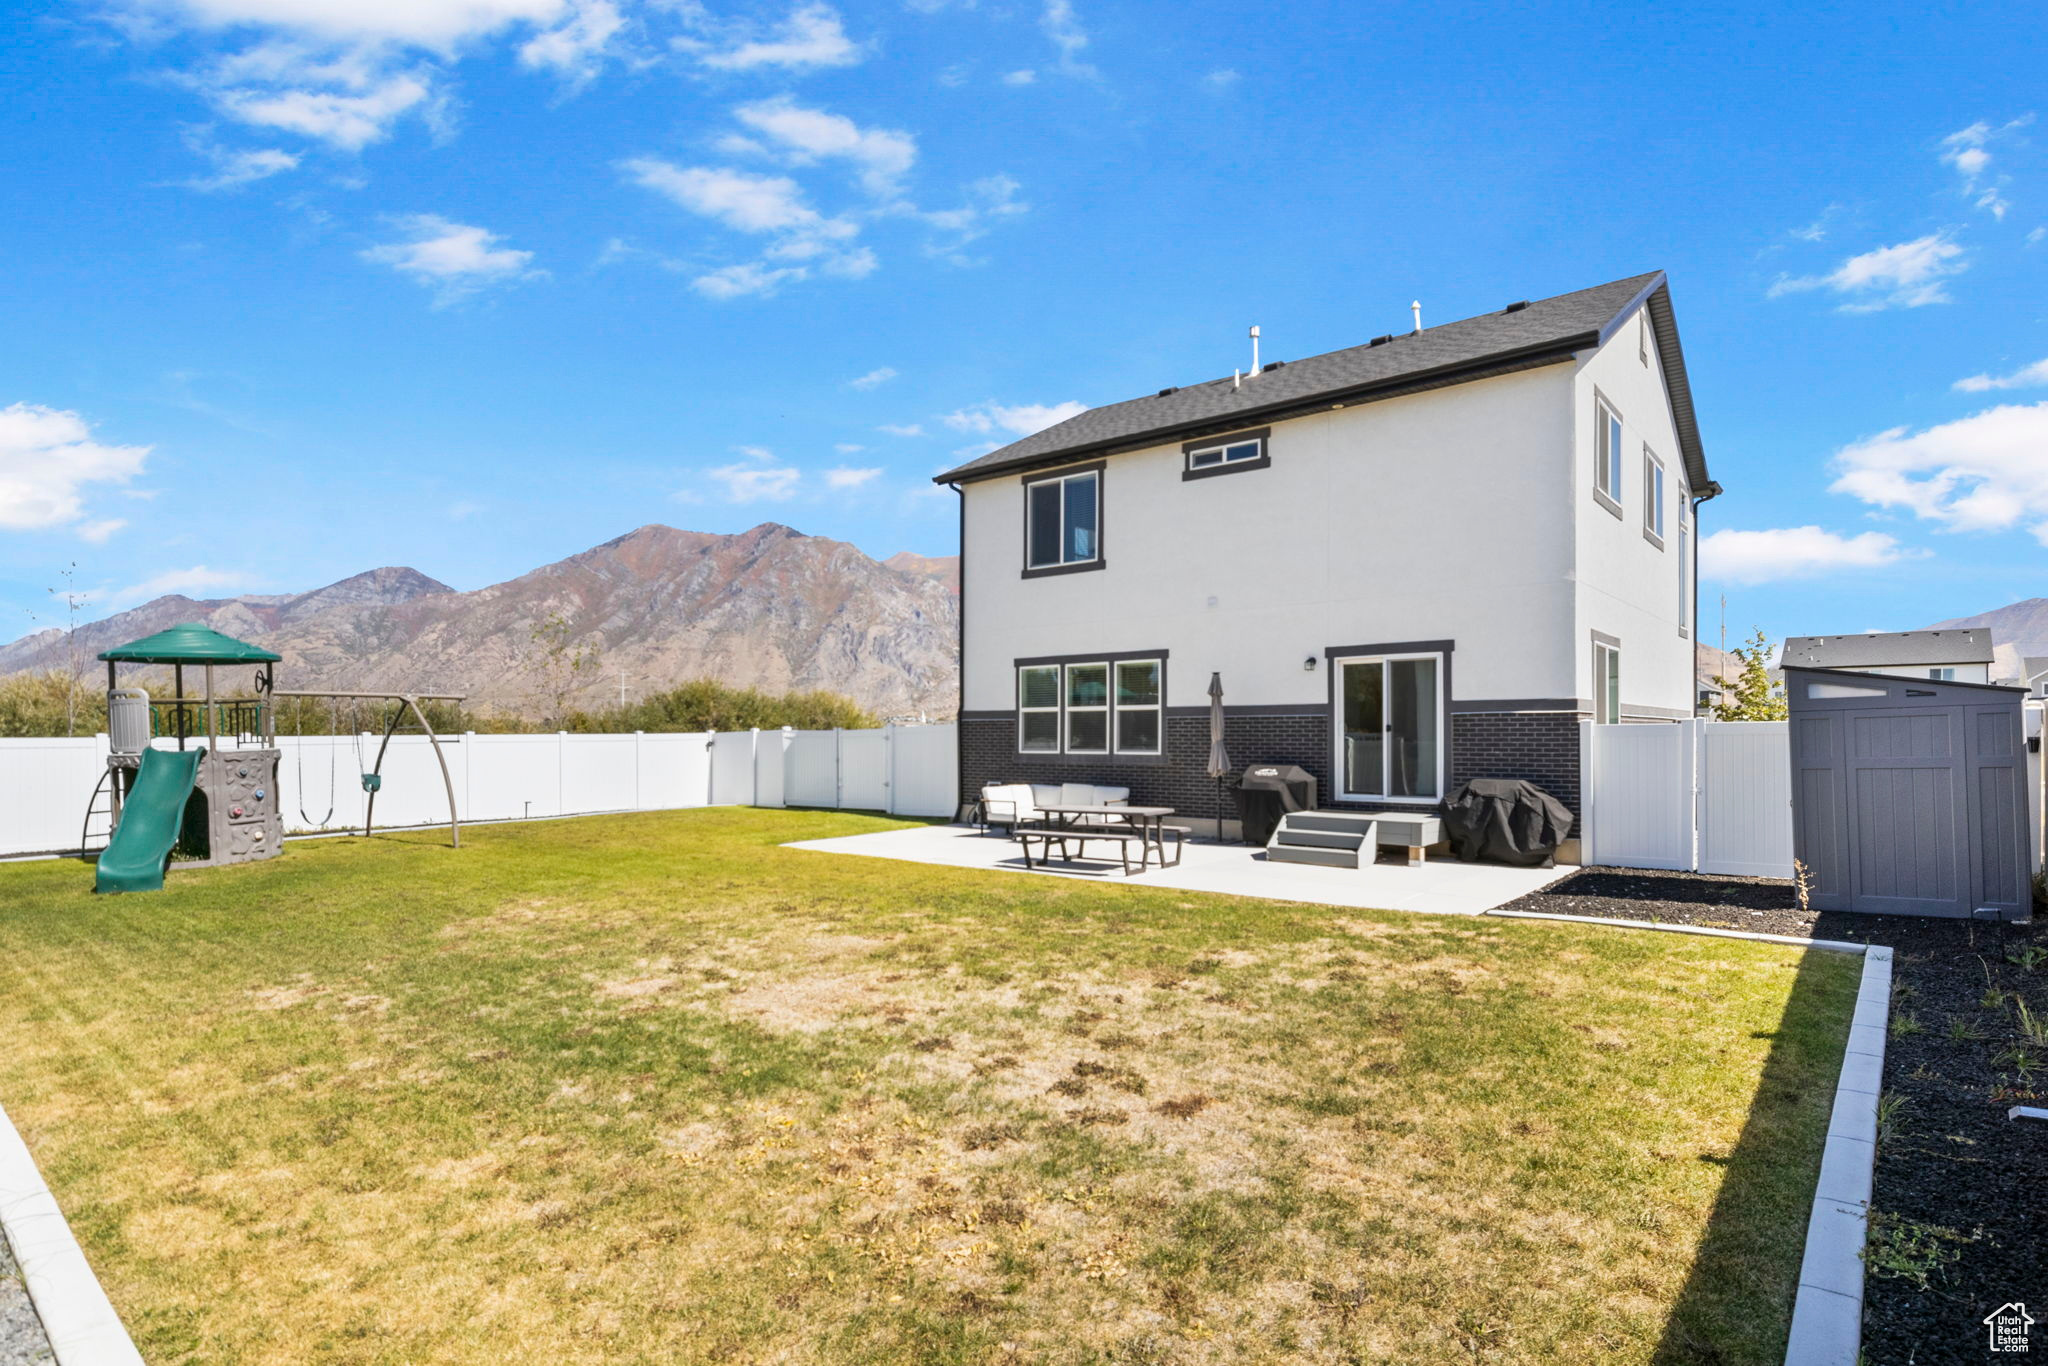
[518,0,623,83]
[879,423,924,437]
[114,565,254,606]
[1831,401,2048,543]
[733,97,915,197]
[1954,358,2048,392]
[448,499,481,520]
[622,159,825,232]
[951,441,999,458]
[690,261,808,299]
[833,442,864,454]
[0,403,152,534]
[1699,526,1910,585]
[214,69,435,149]
[825,466,881,489]
[138,0,572,49]
[1940,115,2032,218]
[708,447,800,501]
[182,137,300,190]
[693,3,859,71]
[917,174,1027,259]
[1002,68,1035,86]
[1768,232,1968,311]
[1201,68,1239,92]
[361,214,539,301]
[941,400,1085,437]
[1039,0,1094,77]
[848,367,896,390]
[77,518,129,544]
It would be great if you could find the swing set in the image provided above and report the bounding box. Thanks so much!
[272,690,469,847]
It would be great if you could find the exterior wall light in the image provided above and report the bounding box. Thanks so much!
[1304,656,1318,672]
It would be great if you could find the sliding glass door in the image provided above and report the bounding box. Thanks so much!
[1336,654,1442,801]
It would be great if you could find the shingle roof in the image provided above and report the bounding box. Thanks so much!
[1780,629,1994,669]
[935,271,1711,492]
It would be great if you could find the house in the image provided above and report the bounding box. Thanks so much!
[2024,655,2048,699]
[933,271,1716,829]
[1781,629,1997,683]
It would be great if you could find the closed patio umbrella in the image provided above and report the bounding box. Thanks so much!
[1205,672,1231,842]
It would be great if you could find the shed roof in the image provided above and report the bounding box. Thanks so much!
[98,622,282,665]
[934,271,1711,493]
[1780,629,1994,669]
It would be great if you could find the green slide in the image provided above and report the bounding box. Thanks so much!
[94,747,205,894]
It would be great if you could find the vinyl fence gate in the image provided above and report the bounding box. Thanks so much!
[1578,718,1795,878]
[1785,666,2032,920]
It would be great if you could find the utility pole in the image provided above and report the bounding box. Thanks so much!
[1718,594,1726,657]
[618,669,629,709]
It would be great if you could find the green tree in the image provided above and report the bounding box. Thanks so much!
[1710,628,1787,721]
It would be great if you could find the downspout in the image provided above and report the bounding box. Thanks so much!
[1691,481,1722,717]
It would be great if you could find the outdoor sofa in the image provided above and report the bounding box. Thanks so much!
[974,782,1130,836]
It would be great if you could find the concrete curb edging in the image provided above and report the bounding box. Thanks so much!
[1782,943,1891,1366]
[1484,906,1869,953]
[0,1100,146,1366]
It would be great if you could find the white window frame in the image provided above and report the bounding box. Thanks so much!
[1639,311,1649,365]
[1017,665,1061,752]
[1593,641,1621,724]
[1331,651,1446,805]
[1928,667,1957,682]
[1594,396,1623,510]
[1678,501,1691,637]
[1112,658,1163,755]
[1024,469,1101,571]
[1643,447,1666,544]
[1185,436,1264,471]
[1064,661,1109,754]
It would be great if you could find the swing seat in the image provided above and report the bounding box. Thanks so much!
[360,773,382,793]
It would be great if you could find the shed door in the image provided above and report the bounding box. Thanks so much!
[1845,707,1968,918]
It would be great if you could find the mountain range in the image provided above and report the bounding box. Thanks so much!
[1,525,962,719]
[1927,599,2048,660]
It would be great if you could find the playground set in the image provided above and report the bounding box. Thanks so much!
[89,623,464,894]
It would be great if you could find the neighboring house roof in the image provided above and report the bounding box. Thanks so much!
[98,622,282,665]
[1780,629,1994,670]
[935,271,1713,494]
[2025,655,2048,681]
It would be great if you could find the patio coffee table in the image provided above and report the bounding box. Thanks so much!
[1031,804,1183,870]
[1368,813,1444,866]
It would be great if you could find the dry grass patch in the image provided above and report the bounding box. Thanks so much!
[0,808,1855,1365]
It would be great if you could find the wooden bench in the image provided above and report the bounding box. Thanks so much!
[1017,827,1150,874]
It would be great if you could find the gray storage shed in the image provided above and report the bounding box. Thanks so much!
[1786,666,2034,920]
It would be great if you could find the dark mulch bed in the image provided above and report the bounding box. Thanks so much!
[1499,868,2048,1364]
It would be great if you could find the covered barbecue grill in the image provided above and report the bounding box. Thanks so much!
[1235,764,1318,845]
[1442,778,1573,867]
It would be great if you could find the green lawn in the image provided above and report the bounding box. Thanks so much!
[0,809,1856,1364]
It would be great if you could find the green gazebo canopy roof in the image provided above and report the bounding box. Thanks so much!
[98,622,282,665]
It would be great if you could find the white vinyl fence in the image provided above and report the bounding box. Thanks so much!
[1579,719,1795,878]
[0,723,958,857]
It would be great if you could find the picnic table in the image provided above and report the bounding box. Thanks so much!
[1019,803,1185,873]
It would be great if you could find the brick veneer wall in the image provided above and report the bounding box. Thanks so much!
[959,707,1583,827]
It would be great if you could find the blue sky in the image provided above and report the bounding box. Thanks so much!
[2,0,2043,652]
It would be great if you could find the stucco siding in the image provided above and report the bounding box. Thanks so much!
[1571,302,1696,717]
[960,363,1580,714]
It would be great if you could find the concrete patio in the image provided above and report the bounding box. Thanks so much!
[784,822,1568,916]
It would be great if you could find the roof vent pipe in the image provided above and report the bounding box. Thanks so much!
[1249,324,1261,376]
[1233,367,1241,391]
[1411,300,1422,334]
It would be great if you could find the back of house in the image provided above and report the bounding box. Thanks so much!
[935,271,1716,831]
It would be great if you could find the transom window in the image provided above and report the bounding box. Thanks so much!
[1593,641,1621,724]
[1594,396,1623,507]
[1187,438,1262,470]
[1015,657,1163,756]
[1643,447,1666,542]
[1334,654,1442,802]
[1025,468,1100,571]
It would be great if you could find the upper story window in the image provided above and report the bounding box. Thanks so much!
[1643,447,1666,544]
[1182,427,1271,481]
[1023,465,1102,577]
[1928,667,1957,681]
[1678,491,1691,638]
[1594,396,1623,515]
